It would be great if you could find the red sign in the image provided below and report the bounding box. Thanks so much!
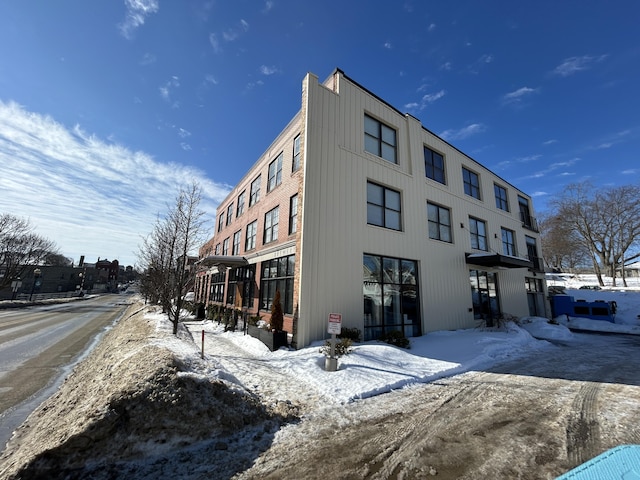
[328,313,342,334]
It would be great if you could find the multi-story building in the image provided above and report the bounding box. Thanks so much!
[195,69,547,348]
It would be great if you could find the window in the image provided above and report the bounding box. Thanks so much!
[364,114,397,164]
[217,212,224,232]
[249,175,261,206]
[267,153,283,192]
[215,243,221,255]
[494,184,509,211]
[526,235,541,271]
[526,277,545,316]
[363,254,420,341]
[367,181,401,231]
[236,191,245,217]
[260,255,295,314]
[232,230,241,255]
[469,217,487,251]
[424,146,445,184]
[519,196,537,231]
[222,237,230,256]
[501,228,516,256]
[228,266,256,308]
[264,207,279,244]
[427,202,452,242]
[292,135,301,172]
[462,167,481,199]
[245,220,257,251]
[210,271,225,303]
[226,203,233,226]
[289,194,298,234]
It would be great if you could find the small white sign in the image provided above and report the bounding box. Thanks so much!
[328,313,342,335]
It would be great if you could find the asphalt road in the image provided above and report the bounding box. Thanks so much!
[0,295,130,450]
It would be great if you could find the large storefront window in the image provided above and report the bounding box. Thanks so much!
[363,254,420,341]
[260,255,295,314]
[469,269,500,327]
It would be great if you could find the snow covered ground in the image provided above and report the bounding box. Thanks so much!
[166,282,640,408]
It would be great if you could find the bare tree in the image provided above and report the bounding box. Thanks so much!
[538,212,588,272]
[0,213,59,289]
[550,182,640,286]
[137,182,208,334]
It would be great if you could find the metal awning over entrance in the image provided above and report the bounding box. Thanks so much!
[465,252,532,269]
[197,255,249,269]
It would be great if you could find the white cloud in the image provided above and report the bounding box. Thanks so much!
[263,1,274,13]
[502,86,539,106]
[439,123,486,141]
[384,42,392,49]
[259,65,279,75]
[405,89,446,112]
[222,19,250,42]
[139,53,157,66]
[118,0,159,40]
[0,101,231,266]
[552,54,608,77]
[209,33,221,53]
[159,76,180,103]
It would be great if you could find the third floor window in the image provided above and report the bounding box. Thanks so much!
[364,114,397,164]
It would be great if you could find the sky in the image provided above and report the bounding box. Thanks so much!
[1,1,639,268]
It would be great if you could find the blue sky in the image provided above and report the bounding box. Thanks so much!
[1,1,638,267]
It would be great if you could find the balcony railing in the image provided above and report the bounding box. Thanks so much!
[520,213,539,232]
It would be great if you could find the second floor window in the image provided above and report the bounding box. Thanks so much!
[232,230,241,255]
[222,237,230,256]
[364,114,397,164]
[268,153,283,192]
[519,196,537,230]
[367,181,401,231]
[427,202,452,242]
[462,167,481,199]
[264,207,279,244]
[526,235,541,270]
[424,146,445,184]
[245,220,257,251]
[501,228,516,256]
[217,213,224,232]
[469,217,487,250]
[249,175,261,206]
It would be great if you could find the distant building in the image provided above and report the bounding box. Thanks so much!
[195,69,547,348]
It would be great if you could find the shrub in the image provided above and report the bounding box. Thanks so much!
[378,330,410,349]
[338,327,361,343]
[248,315,262,326]
[270,290,284,331]
[319,337,353,357]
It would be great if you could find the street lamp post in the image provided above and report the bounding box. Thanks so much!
[29,268,42,301]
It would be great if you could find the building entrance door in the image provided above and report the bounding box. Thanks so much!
[469,269,500,327]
